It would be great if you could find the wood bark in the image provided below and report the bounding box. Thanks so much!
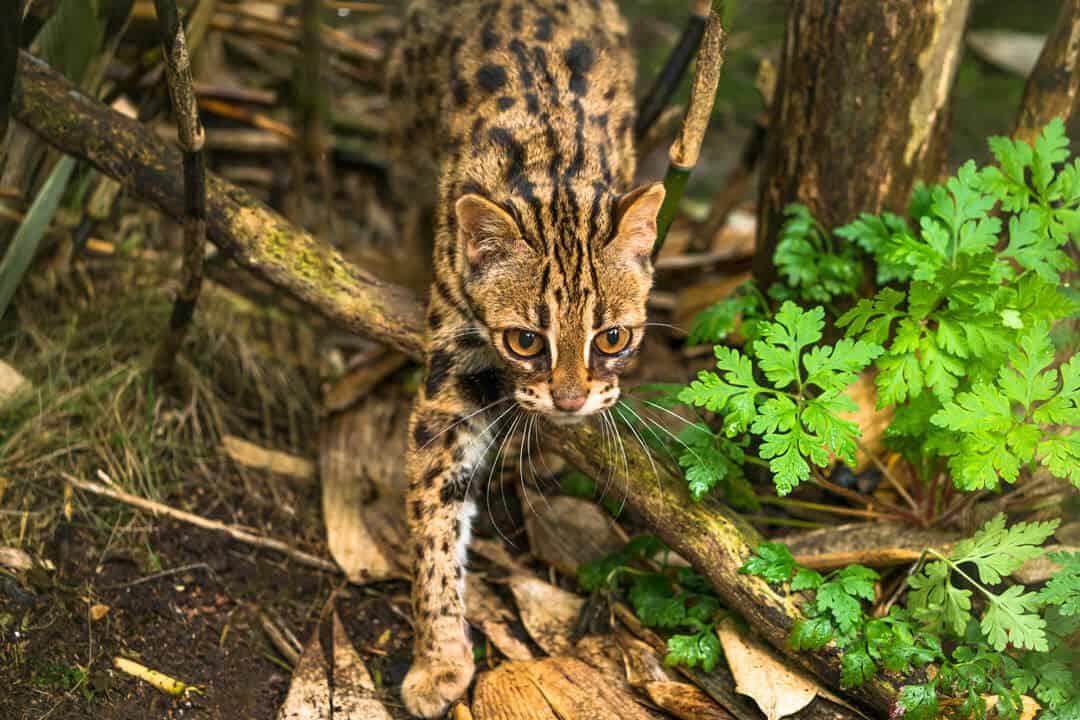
[755,0,970,286]
[1013,0,1080,146]
[10,50,904,715]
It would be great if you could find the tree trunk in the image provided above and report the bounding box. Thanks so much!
[1013,0,1080,147]
[755,0,970,286]
[10,50,905,716]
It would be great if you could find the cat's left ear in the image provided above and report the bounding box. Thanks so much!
[456,194,530,270]
[608,182,666,261]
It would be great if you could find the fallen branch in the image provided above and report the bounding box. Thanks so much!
[17,53,901,715]
[63,472,340,574]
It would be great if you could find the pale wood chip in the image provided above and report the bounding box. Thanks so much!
[509,576,584,656]
[223,435,314,480]
[643,681,737,720]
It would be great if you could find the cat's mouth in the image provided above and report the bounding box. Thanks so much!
[541,412,588,426]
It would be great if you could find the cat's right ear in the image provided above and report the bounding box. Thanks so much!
[456,194,526,269]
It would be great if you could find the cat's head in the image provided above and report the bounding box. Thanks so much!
[456,182,665,423]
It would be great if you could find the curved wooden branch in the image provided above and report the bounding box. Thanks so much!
[1013,0,1080,145]
[10,49,901,716]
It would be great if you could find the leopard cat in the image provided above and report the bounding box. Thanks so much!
[385,1,665,716]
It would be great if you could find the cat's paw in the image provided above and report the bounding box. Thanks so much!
[401,647,475,718]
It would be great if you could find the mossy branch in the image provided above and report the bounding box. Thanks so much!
[11,49,901,716]
[1013,0,1080,145]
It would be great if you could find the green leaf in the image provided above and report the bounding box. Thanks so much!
[907,561,972,637]
[666,630,721,672]
[840,649,877,688]
[950,513,1059,585]
[630,574,687,628]
[1004,209,1074,282]
[0,156,78,319]
[740,542,795,584]
[1039,552,1080,616]
[791,567,824,591]
[897,683,938,720]
[36,0,106,85]
[790,617,833,651]
[679,347,764,435]
[981,585,1047,652]
[1033,117,1069,195]
[756,303,824,389]
[837,288,905,343]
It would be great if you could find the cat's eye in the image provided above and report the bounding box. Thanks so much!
[594,327,632,356]
[504,329,545,359]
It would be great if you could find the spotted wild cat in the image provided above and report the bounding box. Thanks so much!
[385,1,664,715]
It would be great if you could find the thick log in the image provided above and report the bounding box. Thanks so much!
[11,52,425,359]
[1013,0,1080,146]
[755,0,970,286]
[10,50,902,715]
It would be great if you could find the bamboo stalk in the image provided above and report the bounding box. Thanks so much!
[635,0,713,140]
[152,0,208,377]
[0,0,21,140]
[653,4,726,258]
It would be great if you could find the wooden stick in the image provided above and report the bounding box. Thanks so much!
[63,473,341,574]
[152,0,208,377]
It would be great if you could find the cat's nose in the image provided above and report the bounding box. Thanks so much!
[552,392,586,413]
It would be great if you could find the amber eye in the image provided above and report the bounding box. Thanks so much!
[594,327,632,356]
[505,329,545,359]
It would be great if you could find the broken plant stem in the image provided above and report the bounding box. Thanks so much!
[152,0,208,378]
[63,473,341,574]
[635,0,712,140]
[653,3,726,257]
[757,495,896,521]
[855,438,920,516]
[114,656,199,697]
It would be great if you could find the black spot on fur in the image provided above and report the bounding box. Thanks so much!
[458,368,503,409]
[481,26,500,51]
[453,81,469,106]
[536,302,550,328]
[509,3,522,31]
[425,349,454,397]
[427,310,443,331]
[593,113,609,128]
[497,96,516,111]
[451,446,465,463]
[488,127,526,181]
[440,476,469,504]
[389,78,405,98]
[476,64,508,93]
[441,540,451,554]
[457,333,487,351]
[534,14,553,41]
[413,421,433,447]
[564,41,594,96]
[604,86,616,100]
[422,466,441,489]
[524,92,540,115]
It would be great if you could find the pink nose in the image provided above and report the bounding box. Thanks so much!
[553,393,586,413]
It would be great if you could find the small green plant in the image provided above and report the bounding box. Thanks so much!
[603,120,1080,718]
[740,515,1079,720]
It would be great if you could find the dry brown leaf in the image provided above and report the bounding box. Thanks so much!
[276,629,331,720]
[522,493,627,575]
[466,575,534,661]
[614,628,677,687]
[0,360,31,409]
[571,634,634,697]
[984,694,1040,720]
[318,384,410,582]
[89,604,110,622]
[509,576,584,656]
[471,657,657,720]
[643,681,736,720]
[331,611,392,719]
[716,617,820,720]
[223,435,314,480]
[836,372,892,473]
[0,546,32,571]
[1014,545,1075,585]
[322,351,407,414]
